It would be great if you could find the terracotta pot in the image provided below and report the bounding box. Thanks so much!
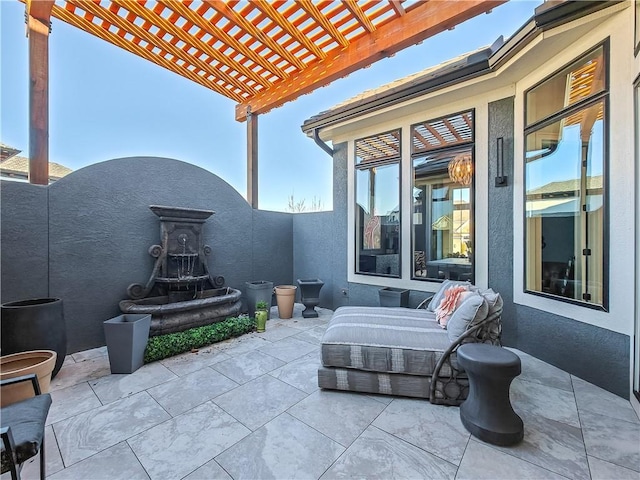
[274,285,297,319]
[0,350,57,406]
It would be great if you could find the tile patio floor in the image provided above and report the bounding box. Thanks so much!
[12,304,640,480]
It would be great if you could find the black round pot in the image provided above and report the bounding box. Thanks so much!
[1,298,67,377]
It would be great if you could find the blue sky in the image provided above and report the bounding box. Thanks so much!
[1,0,541,212]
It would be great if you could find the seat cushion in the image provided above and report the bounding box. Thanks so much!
[0,393,52,473]
[320,306,451,376]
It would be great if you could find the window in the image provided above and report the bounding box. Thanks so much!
[411,111,474,282]
[524,44,608,308]
[355,130,401,276]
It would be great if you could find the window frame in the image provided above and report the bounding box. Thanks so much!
[410,108,476,283]
[522,41,610,311]
[353,128,403,279]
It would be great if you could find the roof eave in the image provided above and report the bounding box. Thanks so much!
[301,0,622,137]
[301,45,495,134]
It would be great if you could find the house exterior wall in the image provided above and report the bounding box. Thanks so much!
[487,98,630,397]
[311,5,636,398]
[1,157,294,353]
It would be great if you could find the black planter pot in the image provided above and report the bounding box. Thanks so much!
[1,298,67,377]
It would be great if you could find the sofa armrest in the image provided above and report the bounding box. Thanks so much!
[429,309,502,405]
[416,295,434,310]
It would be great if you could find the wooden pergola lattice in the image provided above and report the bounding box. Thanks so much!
[22,0,504,206]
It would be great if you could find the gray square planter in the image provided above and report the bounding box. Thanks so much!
[104,314,151,374]
[379,287,409,308]
[245,281,274,320]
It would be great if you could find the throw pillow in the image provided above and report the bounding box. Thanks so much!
[427,280,470,312]
[446,293,489,342]
[435,285,469,328]
[479,288,503,316]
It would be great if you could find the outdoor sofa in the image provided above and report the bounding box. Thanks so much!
[318,281,503,405]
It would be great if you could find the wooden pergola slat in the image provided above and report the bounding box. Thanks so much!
[28,0,501,122]
[234,0,505,120]
[18,0,503,202]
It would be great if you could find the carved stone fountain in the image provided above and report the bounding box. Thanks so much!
[119,205,242,336]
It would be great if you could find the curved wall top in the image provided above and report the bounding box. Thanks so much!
[2,157,294,352]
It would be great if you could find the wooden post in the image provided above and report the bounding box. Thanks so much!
[26,1,54,185]
[247,109,258,209]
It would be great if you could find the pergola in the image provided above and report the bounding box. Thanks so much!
[22,0,504,206]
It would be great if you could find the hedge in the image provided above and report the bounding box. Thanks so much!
[144,315,255,363]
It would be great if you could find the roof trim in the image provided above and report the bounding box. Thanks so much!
[301,0,620,136]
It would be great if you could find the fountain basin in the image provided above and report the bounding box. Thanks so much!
[119,287,242,336]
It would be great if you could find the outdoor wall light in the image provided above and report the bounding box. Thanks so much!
[495,137,508,187]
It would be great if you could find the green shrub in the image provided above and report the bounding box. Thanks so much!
[144,315,255,363]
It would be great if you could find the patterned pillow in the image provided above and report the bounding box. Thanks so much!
[446,293,489,342]
[435,285,469,328]
[427,280,470,312]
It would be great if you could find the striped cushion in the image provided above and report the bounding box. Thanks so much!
[317,366,432,398]
[320,306,450,376]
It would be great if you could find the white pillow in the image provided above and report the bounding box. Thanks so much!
[446,293,488,342]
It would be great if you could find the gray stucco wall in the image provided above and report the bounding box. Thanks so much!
[487,97,629,398]
[253,209,294,293]
[330,142,349,309]
[487,97,517,346]
[293,211,334,308]
[1,181,49,302]
[2,157,294,353]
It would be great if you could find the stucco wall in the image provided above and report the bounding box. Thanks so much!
[1,181,49,302]
[292,211,334,308]
[1,157,294,353]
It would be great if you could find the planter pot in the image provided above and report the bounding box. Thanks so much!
[104,314,151,374]
[379,287,410,307]
[1,298,67,378]
[245,281,273,320]
[274,285,297,319]
[255,310,268,332]
[0,350,57,407]
[297,278,324,318]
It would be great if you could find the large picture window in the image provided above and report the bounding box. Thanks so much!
[411,111,474,282]
[355,130,401,276]
[524,44,608,308]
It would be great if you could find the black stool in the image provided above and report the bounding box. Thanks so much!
[457,343,523,446]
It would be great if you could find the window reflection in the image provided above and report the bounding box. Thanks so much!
[525,100,605,305]
[526,46,605,127]
[411,110,474,282]
[355,130,401,276]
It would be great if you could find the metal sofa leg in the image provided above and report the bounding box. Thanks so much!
[40,434,45,480]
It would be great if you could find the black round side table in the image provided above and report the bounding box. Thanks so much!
[457,343,524,446]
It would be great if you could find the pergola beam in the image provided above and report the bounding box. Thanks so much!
[26,0,54,185]
[236,0,505,121]
[247,110,259,209]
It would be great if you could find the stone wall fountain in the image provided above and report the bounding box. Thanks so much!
[119,205,242,336]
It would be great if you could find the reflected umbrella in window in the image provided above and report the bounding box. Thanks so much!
[448,153,473,185]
